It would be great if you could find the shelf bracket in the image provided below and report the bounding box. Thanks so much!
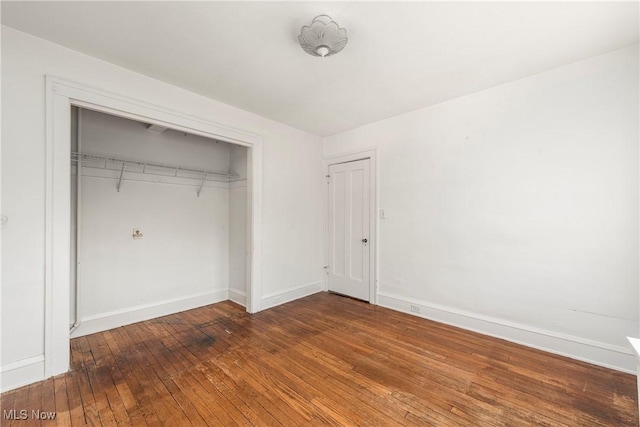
[117,163,125,192]
[197,173,207,197]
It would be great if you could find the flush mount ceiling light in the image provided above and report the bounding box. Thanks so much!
[298,15,348,58]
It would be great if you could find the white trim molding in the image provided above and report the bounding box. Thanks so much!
[626,337,640,415]
[45,76,264,381]
[70,290,229,338]
[378,291,635,374]
[1,355,46,393]
[261,281,324,310]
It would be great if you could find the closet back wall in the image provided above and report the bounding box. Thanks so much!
[73,110,234,336]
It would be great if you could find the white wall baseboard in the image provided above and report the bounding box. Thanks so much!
[261,281,324,310]
[228,288,246,306]
[1,355,45,393]
[377,292,635,374]
[71,289,229,338]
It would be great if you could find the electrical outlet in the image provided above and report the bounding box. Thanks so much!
[410,305,421,313]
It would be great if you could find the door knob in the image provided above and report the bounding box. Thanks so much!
[362,238,368,243]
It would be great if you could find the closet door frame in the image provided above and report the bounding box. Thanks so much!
[45,76,263,378]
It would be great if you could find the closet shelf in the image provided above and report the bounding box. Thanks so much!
[71,152,239,181]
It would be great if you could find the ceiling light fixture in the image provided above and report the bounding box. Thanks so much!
[298,15,348,58]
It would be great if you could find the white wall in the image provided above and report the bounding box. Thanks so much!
[324,45,640,372]
[1,26,324,391]
[229,144,248,179]
[229,183,247,305]
[229,145,248,306]
[79,109,233,172]
[70,110,233,336]
[76,178,229,330]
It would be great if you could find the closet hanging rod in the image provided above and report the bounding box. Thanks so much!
[70,151,238,180]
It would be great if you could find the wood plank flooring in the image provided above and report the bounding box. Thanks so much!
[1,292,637,426]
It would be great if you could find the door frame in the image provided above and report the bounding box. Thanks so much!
[45,76,263,378]
[323,147,378,304]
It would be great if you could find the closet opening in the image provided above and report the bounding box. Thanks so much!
[69,107,250,337]
[45,76,263,378]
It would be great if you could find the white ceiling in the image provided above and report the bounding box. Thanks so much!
[2,2,638,136]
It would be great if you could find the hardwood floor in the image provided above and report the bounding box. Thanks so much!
[1,292,637,426]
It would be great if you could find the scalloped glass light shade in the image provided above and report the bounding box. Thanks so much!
[298,15,348,58]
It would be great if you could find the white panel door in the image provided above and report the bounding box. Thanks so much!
[328,159,370,301]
